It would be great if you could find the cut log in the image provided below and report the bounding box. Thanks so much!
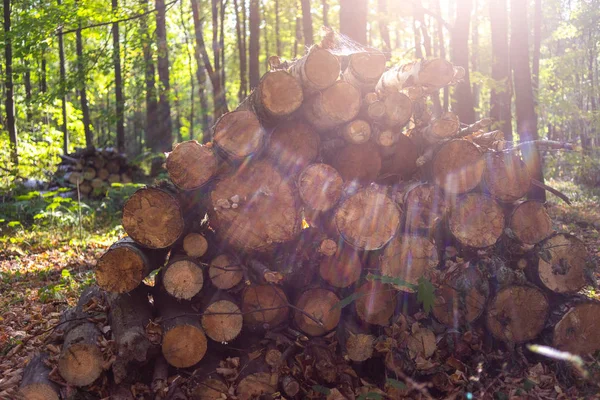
[380,235,439,292]
[319,245,363,288]
[247,259,284,284]
[362,100,386,122]
[106,160,120,174]
[66,171,84,185]
[354,280,396,326]
[337,315,375,362]
[241,284,289,329]
[19,354,59,400]
[536,233,589,294]
[423,112,460,143]
[319,238,338,257]
[213,110,266,160]
[298,163,344,211]
[376,58,455,94]
[192,378,229,400]
[121,173,132,184]
[108,285,154,384]
[182,232,209,258]
[166,140,218,190]
[210,160,300,252]
[91,178,105,189]
[432,265,489,328]
[82,166,96,181]
[553,302,600,355]
[154,288,208,368]
[373,128,400,148]
[303,81,361,131]
[379,133,419,180]
[209,254,244,290]
[288,46,341,93]
[201,298,243,343]
[280,375,300,397]
[58,287,104,386]
[79,182,92,194]
[381,91,412,128]
[486,285,548,343]
[508,200,552,245]
[236,372,278,400]
[432,140,485,195]
[341,119,372,144]
[401,183,447,233]
[265,120,320,177]
[483,152,531,202]
[449,193,505,249]
[95,237,168,293]
[162,257,204,300]
[335,186,401,250]
[251,70,304,122]
[97,168,110,180]
[343,52,387,92]
[122,187,185,249]
[294,288,342,336]
[331,142,382,185]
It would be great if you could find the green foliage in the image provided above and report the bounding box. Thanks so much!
[417,276,436,315]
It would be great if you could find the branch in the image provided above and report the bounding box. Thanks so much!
[408,0,453,31]
[531,179,572,205]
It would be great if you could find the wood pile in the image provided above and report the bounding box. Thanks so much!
[53,147,138,198]
[20,42,598,400]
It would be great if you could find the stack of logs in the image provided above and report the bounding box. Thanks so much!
[20,41,598,400]
[54,147,137,198]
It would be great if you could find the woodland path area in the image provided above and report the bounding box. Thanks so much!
[1,178,599,399]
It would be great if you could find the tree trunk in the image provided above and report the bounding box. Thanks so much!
[451,0,475,124]
[19,353,60,399]
[234,0,247,103]
[219,0,226,89]
[301,0,313,47]
[532,0,542,93]
[24,61,32,122]
[340,0,368,45]
[322,0,329,26]
[489,0,512,140]
[434,0,449,112]
[249,0,260,88]
[275,0,281,55]
[471,0,479,120]
[58,0,68,155]
[156,0,173,153]
[179,0,195,140]
[378,0,391,52]
[113,0,125,152]
[76,21,93,149]
[140,0,159,150]
[40,47,47,93]
[510,0,545,200]
[3,0,17,164]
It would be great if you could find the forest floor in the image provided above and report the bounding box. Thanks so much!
[0,178,599,399]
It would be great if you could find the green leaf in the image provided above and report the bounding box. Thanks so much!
[417,277,435,315]
[367,273,418,291]
[539,249,553,263]
[7,221,22,228]
[311,385,331,395]
[357,393,383,400]
[61,269,71,279]
[331,291,364,310]
[386,378,407,389]
[522,378,536,392]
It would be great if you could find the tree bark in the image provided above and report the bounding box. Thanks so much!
[179,0,195,139]
[510,0,545,200]
[322,0,329,26]
[451,0,475,124]
[3,0,17,164]
[76,20,93,149]
[40,47,47,93]
[249,0,260,88]
[471,0,479,120]
[234,0,247,103]
[156,0,173,153]
[140,0,159,150]
[378,0,391,52]
[301,0,313,47]
[23,61,32,122]
[532,0,542,93]
[113,0,125,152]
[58,0,68,155]
[340,0,368,45]
[490,0,512,140]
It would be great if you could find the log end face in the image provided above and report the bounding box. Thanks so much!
[509,201,552,245]
[298,163,344,211]
[201,300,243,343]
[209,254,244,289]
[346,333,375,362]
[538,234,588,293]
[183,233,209,258]
[449,193,505,249]
[266,121,320,177]
[432,140,485,195]
[163,260,204,300]
[122,188,184,249]
[355,281,396,326]
[553,303,600,355]
[162,324,207,368]
[323,81,362,124]
[294,288,341,336]
[304,47,341,90]
[319,246,362,288]
[332,142,382,185]
[19,384,60,400]
[260,71,304,117]
[483,153,531,202]
[58,343,104,387]
[96,246,145,293]
[167,141,217,190]
[192,378,228,400]
[214,110,265,159]
[242,285,289,329]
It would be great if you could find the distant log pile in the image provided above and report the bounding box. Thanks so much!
[53,147,139,198]
[20,36,597,400]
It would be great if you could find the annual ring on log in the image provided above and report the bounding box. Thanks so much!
[122,187,184,249]
[58,339,104,387]
[209,254,244,290]
[213,110,265,160]
[332,142,382,185]
[298,163,344,211]
[241,285,289,328]
[537,233,588,294]
[288,46,341,92]
[483,152,531,202]
[380,235,439,292]
[265,120,321,177]
[335,187,401,251]
[201,300,243,343]
[96,241,149,294]
[553,302,600,355]
[449,193,505,249]
[162,259,204,300]
[509,201,552,245]
[166,140,218,190]
[294,288,341,336]
[303,81,362,131]
[183,233,209,258]
[256,70,304,118]
[432,139,485,195]
[402,184,447,233]
[486,285,548,343]
[355,280,396,326]
[319,245,363,288]
[161,324,208,368]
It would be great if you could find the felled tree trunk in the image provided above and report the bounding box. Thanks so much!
[376,58,454,94]
[401,183,447,233]
[553,301,600,355]
[319,244,362,288]
[19,353,60,400]
[161,256,205,300]
[330,142,382,185]
[294,288,341,336]
[340,119,372,144]
[303,81,361,131]
[381,91,413,128]
[122,186,185,249]
[288,46,340,93]
[182,232,209,258]
[378,132,419,180]
[337,314,375,362]
[166,140,218,190]
[354,280,396,326]
[298,163,344,212]
[241,284,290,330]
[448,193,505,249]
[507,200,552,245]
[249,70,304,124]
[431,139,485,195]
[201,291,244,343]
[264,120,321,177]
[422,111,459,143]
[95,237,168,293]
[208,254,244,290]
[483,152,531,202]
[213,110,265,160]
[342,52,387,92]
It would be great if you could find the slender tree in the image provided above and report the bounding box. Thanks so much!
[234,0,247,103]
[510,0,545,200]
[322,0,329,27]
[23,61,32,122]
[179,0,195,139]
[490,0,512,140]
[275,0,281,55]
[471,0,479,120]
[58,0,68,155]
[40,47,47,93]
[451,0,476,124]
[140,0,159,148]
[301,0,313,47]
[378,0,390,52]
[155,0,173,154]
[433,0,449,111]
[532,0,542,93]
[3,0,17,164]
[113,0,125,152]
[249,0,260,88]
[219,0,226,88]
[76,19,93,148]
[340,0,368,45]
